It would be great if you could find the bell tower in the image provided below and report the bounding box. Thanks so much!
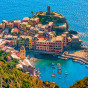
[20,46,25,59]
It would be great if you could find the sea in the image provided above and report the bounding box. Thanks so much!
[0,0,88,87]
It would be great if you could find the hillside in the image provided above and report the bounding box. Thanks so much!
[0,51,60,88]
[70,77,88,88]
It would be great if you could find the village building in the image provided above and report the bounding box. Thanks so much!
[20,46,25,59]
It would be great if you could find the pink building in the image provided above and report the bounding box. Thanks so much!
[22,17,30,22]
[35,36,63,53]
[61,34,67,47]
[14,20,21,28]
[33,18,39,25]
[0,23,5,29]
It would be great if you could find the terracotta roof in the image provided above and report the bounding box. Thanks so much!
[14,28,20,33]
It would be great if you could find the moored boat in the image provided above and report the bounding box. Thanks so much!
[58,77,62,78]
[51,63,55,66]
[86,65,88,68]
[62,57,68,60]
[57,63,60,67]
[52,73,55,77]
[58,56,62,59]
[65,72,68,75]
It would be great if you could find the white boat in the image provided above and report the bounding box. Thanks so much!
[62,57,68,60]
[86,65,88,68]
[58,56,62,58]
[51,63,55,66]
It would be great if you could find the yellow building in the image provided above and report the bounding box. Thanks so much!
[21,22,28,30]
[20,35,32,49]
[28,21,33,26]
[29,38,32,49]
[20,46,25,59]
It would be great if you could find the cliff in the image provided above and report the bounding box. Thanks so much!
[0,51,59,88]
[70,77,88,88]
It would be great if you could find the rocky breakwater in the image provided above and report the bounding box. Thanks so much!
[62,48,88,64]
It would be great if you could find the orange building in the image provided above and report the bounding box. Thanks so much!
[20,46,25,59]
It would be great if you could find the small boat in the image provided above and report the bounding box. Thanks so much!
[62,57,68,60]
[52,73,55,77]
[51,63,55,66]
[78,61,81,63]
[52,82,55,84]
[58,67,61,69]
[58,77,62,79]
[58,70,61,73]
[65,73,68,75]
[57,63,60,67]
[86,65,88,68]
[80,62,84,65]
[53,55,57,57]
[73,60,77,62]
[58,56,62,59]
[52,66,55,69]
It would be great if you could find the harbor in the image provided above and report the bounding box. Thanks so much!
[34,54,88,88]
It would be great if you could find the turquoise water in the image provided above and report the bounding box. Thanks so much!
[0,0,88,87]
[27,52,88,88]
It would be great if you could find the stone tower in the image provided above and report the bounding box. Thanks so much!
[47,6,50,15]
[20,46,25,59]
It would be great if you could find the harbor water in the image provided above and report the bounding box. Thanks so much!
[0,0,88,87]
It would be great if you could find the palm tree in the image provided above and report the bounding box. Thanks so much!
[30,11,34,17]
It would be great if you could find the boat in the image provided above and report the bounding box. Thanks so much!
[80,62,84,65]
[57,63,60,67]
[65,72,68,75]
[58,70,61,73]
[58,56,62,59]
[58,77,62,79]
[52,82,55,84]
[86,65,88,68]
[58,67,61,69]
[78,61,81,63]
[53,55,57,57]
[73,60,78,62]
[51,63,55,66]
[52,73,55,77]
[52,66,55,69]
[62,57,68,60]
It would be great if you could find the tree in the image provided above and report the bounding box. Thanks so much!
[30,11,34,17]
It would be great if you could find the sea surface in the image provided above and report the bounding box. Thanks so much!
[0,0,88,87]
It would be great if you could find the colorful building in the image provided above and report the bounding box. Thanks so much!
[14,20,21,28]
[21,22,28,30]
[20,46,25,59]
[48,22,53,32]
[61,34,67,47]
[17,38,25,47]
[22,17,30,22]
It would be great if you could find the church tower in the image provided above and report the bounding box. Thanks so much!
[20,46,25,59]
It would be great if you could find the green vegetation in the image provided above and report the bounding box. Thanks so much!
[0,51,60,88]
[31,11,34,17]
[34,12,64,24]
[70,77,88,88]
